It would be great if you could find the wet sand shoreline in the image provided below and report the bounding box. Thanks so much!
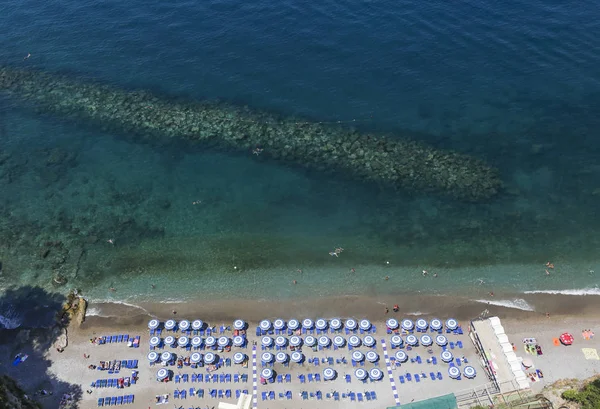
[84,292,600,329]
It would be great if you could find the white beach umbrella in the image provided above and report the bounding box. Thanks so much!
[149,336,161,347]
[394,350,408,363]
[179,320,190,331]
[345,319,357,330]
[420,335,433,346]
[191,336,203,347]
[390,335,403,347]
[261,336,273,347]
[217,336,230,347]
[233,352,246,364]
[441,350,453,363]
[386,318,399,330]
[406,335,418,346]
[354,368,367,380]
[351,350,365,362]
[369,368,383,380]
[164,336,176,347]
[359,319,371,331]
[401,319,414,331]
[275,336,287,347]
[275,352,289,363]
[304,336,316,347]
[259,320,272,331]
[302,318,314,329]
[148,319,160,330]
[318,336,330,347]
[190,353,202,363]
[448,366,461,379]
[261,352,274,363]
[232,336,245,347]
[323,368,336,381]
[363,335,375,347]
[164,320,176,331]
[204,352,217,364]
[147,351,159,362]
[435,335,448,346]
[160,351,172,362]
[315,319,328,330]
[366,351,379,362]
[192,320,204,330]
[288,319,300,330]
[330,318,342,330]
[430,318,442,331]
[205,336,216,347]
[260,368,273,380]
[416,318,428,331]
[348,335,361,347]
[446,318,458,330]
[333,336,346,347]
[177,336,189,347]
[463,366,476,379]
[233,319,245,330]
[290,351,304,363]
[156,368,169,381]
[273,319,286,330]
[289,336,302,347]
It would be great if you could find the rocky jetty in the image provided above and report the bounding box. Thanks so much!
[0,67,502,200]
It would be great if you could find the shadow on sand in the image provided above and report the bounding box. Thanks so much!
[0,286,82,408]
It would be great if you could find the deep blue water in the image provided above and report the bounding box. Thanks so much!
[1,0,600,305]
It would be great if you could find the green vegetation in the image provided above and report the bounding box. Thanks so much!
[0,375,41,409]
[561,378,600,409]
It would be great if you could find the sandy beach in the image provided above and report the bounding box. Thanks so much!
[1,293,598,409]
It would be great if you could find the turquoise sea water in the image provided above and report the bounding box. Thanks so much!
[1,0,600,318]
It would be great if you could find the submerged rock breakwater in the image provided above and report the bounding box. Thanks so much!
[0,67,501,200]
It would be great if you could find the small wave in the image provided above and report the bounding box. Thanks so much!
[0,314,22,329]
[474,298,535,312]
[405,311,428,316]
[85,307,102,317]
[87,299,152,316]
[523,288,600,296]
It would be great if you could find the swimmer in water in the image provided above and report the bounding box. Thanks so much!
[422,270,428,276]
[23,53,31,60]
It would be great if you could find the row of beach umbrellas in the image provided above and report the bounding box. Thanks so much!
[149,350,241,365]
[262,334,375,348]
[149,335,246,348]
[386,318,458,331]
[260,367,338,381]
[149,317,459,332]
[448,365,477,379]
[259,318,370,331]
[354,367,383,381]
[150,333,450,350]
[148,319,248,331]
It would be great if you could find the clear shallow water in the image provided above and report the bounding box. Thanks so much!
[1,0,600,308]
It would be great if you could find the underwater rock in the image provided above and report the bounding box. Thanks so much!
[0,67,503,201]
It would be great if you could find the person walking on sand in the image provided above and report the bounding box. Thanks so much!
[385,307,389,314]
